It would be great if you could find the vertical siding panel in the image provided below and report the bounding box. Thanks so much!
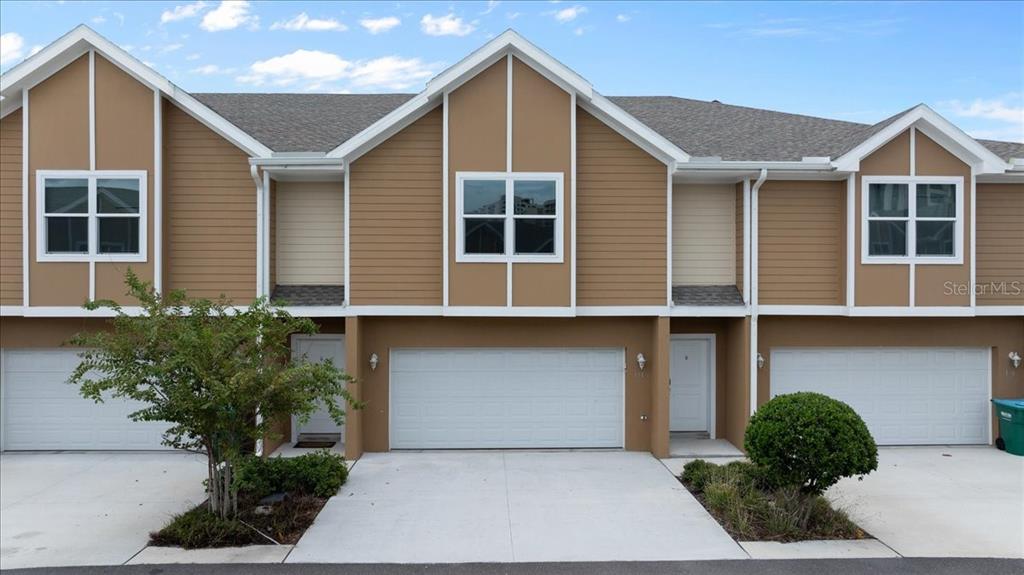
[576,109,666,305]
[349,108,442,305]
[275,181,344,285]
[0,110,23,305]
[672,183,735,285]
[735,183,744,293]
[163,101,256,301]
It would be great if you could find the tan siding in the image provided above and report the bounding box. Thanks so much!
[976,183,1024,305]
[758,180,844,305]
[28,54,90,306]
[0,110,22,305]
[94,54,155,303]
[672,183,735,285]
[913,131,970,306]
[275,181,344,285]
[511,57,571,307]
[576,109,666,305]
[447,59,507,306]
[735,183,744,293]
[856,129,910,306]
[349,108,442,305]
[163,100,255,301]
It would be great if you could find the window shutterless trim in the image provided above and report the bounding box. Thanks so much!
[455,171,564,264]
[860,175,964,265]
[35,170,148,263]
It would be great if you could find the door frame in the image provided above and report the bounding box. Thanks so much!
[289,333,346,442]
[669,334,716,438]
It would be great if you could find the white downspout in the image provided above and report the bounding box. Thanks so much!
[749,168,767,416]
[250,165,264,299]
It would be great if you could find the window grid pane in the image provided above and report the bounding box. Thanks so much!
[98,217,141,254]
[46,216,89,254]
[464,218,505,255]
[868,183,909,218]
[916,220,954,256]
[97,179,140,214]
[514,219,555,254]
[44,179,89,214]
[868,220,907,256]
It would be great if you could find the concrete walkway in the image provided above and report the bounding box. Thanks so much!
[0,452,207,570]
[288,451,747,563]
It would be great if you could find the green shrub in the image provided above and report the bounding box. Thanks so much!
[234,450,348,499]
[681,459,760,493]
[150,506,257,549]
[744,392,878,495]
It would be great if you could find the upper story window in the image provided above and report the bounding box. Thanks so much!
[36,171,147,263]
[862,176,963,264]
[456,172,563,263]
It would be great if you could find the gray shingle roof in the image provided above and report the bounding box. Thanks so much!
[271,284,345,306]
[192,92,1024,162]
[672,285,745,307]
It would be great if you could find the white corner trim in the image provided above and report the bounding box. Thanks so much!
[153,89,162,293]
[969,166,977,309]
[832,105,1008,174]
[749,315,758,416]
[758,305,848,316]
[88,261,95,301]
[506,54,513,309]
[88,50,95,171]
[570,91,577,311]
[21,88,29,307]
[343,159,350,306]
[442,91,450,309]
[846,174,855,307]
[575,306,669,317]
[669,305,748,317]
[262,169,270,297]
[973,306,1024,317]
[666,163,674,306]
[251,165,264,297]
[742,178,751,305]
[909,126,916,177]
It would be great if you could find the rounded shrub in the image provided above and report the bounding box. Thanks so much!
[744,392,878,495]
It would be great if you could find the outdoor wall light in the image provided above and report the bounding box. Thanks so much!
[636,353,647,372]
[369,352,379,372]
[756,353,766,369]
[1010,351,1022,369]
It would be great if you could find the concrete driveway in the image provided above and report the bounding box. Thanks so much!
[828,446,1024,558]
[288,451,746,563]
[0,452,207,570]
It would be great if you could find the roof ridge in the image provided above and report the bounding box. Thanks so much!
[608,95,872,128]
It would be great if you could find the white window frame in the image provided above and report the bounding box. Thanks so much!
[861,175,963,265]
[36,170,148,263]
[455,171,564,264]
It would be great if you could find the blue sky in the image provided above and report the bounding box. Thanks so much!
[2,1,1022,141]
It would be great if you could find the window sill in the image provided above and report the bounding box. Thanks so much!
[861,255,963,265]
[36,254,148,264]
[456,254,565,264]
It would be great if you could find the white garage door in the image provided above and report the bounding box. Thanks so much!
[390,348,624,449]
[2,349,170,450]
[771,347,990,445]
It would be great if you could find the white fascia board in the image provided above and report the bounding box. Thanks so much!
[581,93,689,164]
[0,91,23,119]
[669,306,749,317]
[678,161,834,171]
[974,306,1024,317]
[1,25,272,158]
[833,104,1008,174]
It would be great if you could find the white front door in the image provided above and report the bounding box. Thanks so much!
[670,338,713,433]
[771,347,990,445]
[390,348,624,449]
[291,335,346,440]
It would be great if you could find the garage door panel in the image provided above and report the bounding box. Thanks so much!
[390,348,624,449]
[3,349,171,451]
[771,347,989,446]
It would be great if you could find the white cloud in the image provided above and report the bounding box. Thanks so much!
[113,12,126,26]
[91,15,107,25]
[186,53,201,61]
[553,5,586,23]
[574,27,584,36]
[0,32,25,65]
[160,43,184,54]
[201,1,258,32]
[238,49,440,91]
[940,94,1024,142]
[271,13,347,32]
[161,1,208,24]
[360,16,401,34]
[29,45,43,56]
[421,13,475,36]
[191,64,233,75]
[616,14,630,23]
[481,1,500,15]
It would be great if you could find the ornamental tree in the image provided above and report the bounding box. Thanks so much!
[68,270,360,518]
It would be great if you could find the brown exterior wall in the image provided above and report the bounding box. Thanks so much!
[758,180,844,305]
[976,183,1024,305]
[757,316,1024,439]
[510,58,572,307]
[94,55,155,303]
[576,109,666,305]
[349,108,442,305]
[27,54,90,306]
[448,59,506,306]
[855,129,973,307]
[0,110,22,305]
[163,100,256,301]
[914,132,970,306]
[354,317,659,453]
[0,316,108,348]
[856,130,910,306]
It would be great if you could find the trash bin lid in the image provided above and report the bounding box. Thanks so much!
[992,398,1024,410]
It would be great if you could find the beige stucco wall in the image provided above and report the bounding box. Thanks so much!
[275,181,344,286]
[672,183,735,286]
